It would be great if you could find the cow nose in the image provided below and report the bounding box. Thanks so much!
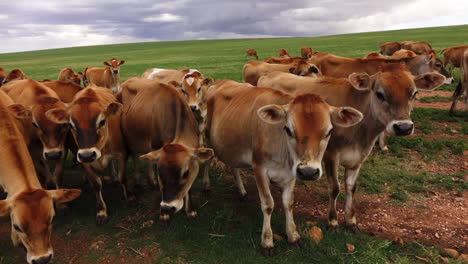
[113,70,118,74]
[160,204,176,215]
[393,123,414,136]
[32,254,52,264]
[190,105,198,112]
[296,165,321,181]
[77,150,97,163]
[44,150,63,161]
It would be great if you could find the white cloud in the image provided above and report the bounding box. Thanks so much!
[142,13,183,23]
[0,14,8,20]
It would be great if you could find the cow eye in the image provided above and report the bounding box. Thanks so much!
[32,122,39,128]
[411,91,418,100]
[284,126,294,138]
[13,224,22,233]
[326,128,333,137]
[197,87,201,93]
[376,91,385,101]
[182,171,189,179]
[435,63,442,67]
[98,119,106,128]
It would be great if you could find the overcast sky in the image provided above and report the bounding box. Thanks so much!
[0,0,466,53]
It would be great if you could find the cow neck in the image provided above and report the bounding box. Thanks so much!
[172,100,200,149]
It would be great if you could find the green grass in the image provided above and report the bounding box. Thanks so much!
[1,25,468,264]
[419,95,453,103]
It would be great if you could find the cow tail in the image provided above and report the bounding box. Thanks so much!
[452,82,463,100]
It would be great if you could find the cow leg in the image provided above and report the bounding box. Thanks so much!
[344,165,362,233]
[131,154,142,186]
[202,159,211,192]
[377,132,388,152]
[281,178,301,246]
[450,82,462,115]
[325,157,340,231]
[232,168,247,199]
[184,190,197,218]
[117,155,134,202]
[82,164,108,225]
[253,165,275,256]
[147,162,157,188]
[53,148,68,189]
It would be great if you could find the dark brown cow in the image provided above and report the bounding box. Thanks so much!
[379,42,401,56]
[258,64,446,232]
[441,45,468,74]
[83,58,125,93]
[0,89,81,264]
[46,85,130,224]
[243,60,321,85]
[206,80,362,255]
[121,81,213,220]
[301,47,313,59]
[400,41,433,55]
[58,68,82,86]
[279,48,291,58]
[245,49,259,60]
[450,50,468,114]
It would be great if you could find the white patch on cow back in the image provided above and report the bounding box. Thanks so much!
[147,68,166,80]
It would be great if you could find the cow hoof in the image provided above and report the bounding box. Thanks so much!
[96,215,109,225]
[261,247,274,257]
[290,238,304,248]
[239,193,247,202]
[187,211,198,219]
[346,224,361,234]
[381,146,389,152]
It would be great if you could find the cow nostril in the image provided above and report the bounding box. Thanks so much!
[296,166,320,181]
[113,70,118,74]
[32,254,52,264]
[190,105,197,111]
[45,151,62,160]
[393,123,413,136]
[77,151,97,162]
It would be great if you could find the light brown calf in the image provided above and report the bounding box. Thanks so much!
[364,52,385,59]
[450,50,468,114]
[0,89,80,264]
[258,64,446,232]
[206,80,362,255]
[400,41,433,55]
[57,68,82,86]
[46,85,130,225]
[245,49,259,60]
[83,58,125,93]
[243,60,320,86]
[42,80,84,103]
[279,48,291,58]
[379,42,401,56]
[301,47,313,59]
[391,49,417,59]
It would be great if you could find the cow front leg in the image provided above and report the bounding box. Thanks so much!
[281,178,301,246]
[202,159,211,193]
[232,168,247,199]
[83,164,108,225]
[325,158,340,231]
[184,190,197,218]
[344,165,361,233]
[377,132,388,152]
[131,154,142,187]
[253,165,274,256]
[147,162,157,188]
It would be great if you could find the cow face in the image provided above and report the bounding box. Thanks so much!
[180,74,214,117]
[4,69,27,84]
[103,58,125,76]
[0,189,80,264]
[410,54,452,84]
[140,144,213,220]
[71,73,82,86]
[46,94,122,163]
[349,64,445,136]
[257,94,362,181]
[289,61,321,77]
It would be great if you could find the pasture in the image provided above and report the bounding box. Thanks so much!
[0,24,467,264]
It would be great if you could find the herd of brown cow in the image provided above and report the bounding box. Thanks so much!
[0,41,466,262]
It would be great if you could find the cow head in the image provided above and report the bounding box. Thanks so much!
[179,73,214,117]
[289,61,321,77]
[71,72,82,86]
[407,54,452,84]
[46,88,122,163]
[0,189,81,264]
[349,63,446,137]
[4,69,27,84]
[257,94,362,181]
[103,58,125,76]
[140,143,214,220]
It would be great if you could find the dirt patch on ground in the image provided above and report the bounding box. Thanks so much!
[415,90,466,110]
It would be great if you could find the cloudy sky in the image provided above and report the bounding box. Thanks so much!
[0,0,466,53]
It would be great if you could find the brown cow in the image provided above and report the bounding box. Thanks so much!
[46,85,130,224]
[441,45,468,75]
[364,52,385,59]
[245,49,259,60]
[301,47,313,59]
[205,80,362,255]
[243,60,321,86]
[279,48,291,58]
[121,81,213,220]
[263,57,304,64]
[258,64,446,232]
[400,41,433,55]
[83,58,125,93]
[391,49,417,59]
[58,68,82,86]
[42,80,84,103]
[0,67,6,86]
[379,42,401,56]
[450,50,468,114]
[2,79,71,189]
[4,68,27,84]
[0,89,81,264]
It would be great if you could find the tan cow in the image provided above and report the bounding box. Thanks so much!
[391,49,417,59]
[279,48,291,58]
[400,41,433,55]
[58,68,82,86]
[258,64,446,232]
[301,47,313,59]
[364,52,385,59]
[121,81,213,220]
[243,60,321,86]
[245,49,259,60]
[450,50,468,114]
[379,42,401,56]
[263,57,305,64]
[206,80,362,255]
[83,58,125,93]
[42,80,84,103]
[441,45,468,75]
[46,85,130,224]
[0,89,81,264]
[4,69,27,84]
[2,79,71,189]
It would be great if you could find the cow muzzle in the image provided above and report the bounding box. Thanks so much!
[112,70,119,74]
[29,252,53,264]
[387,120,414,136]
[189,104,199,112]
[77,148,101,163]
[296,164,321,181]
[43,149,64,161]
[160,199,183,214]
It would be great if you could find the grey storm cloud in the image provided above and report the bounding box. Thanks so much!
[0,0,466,53]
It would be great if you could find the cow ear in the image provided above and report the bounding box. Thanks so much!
[289,68,295,74]
[48,189,81,204]
[119,60,125,66]
[105,102,122,116]
[46,108,69,124]
[348,72,371,90]
[168,80,181,89]
[257,104,287,125]
[330,106,363,127]
[8,104,31,119]
[308,65,320,74]
[414,72,446,91]
[202,78,214,86]
[0,199,11,217]
[103,61,111,66]
[195,148,214,162]
[140,149,162,163]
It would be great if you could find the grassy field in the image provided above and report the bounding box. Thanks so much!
[0,25,467,264]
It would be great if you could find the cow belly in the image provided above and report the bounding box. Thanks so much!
[339,147,363,168]
[265,166,294,186]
